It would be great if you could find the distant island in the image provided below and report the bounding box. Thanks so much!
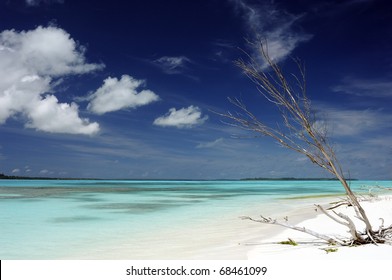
[0,173,98,180]
[0,173,63,180]
[1,173,358,181]
[241,177,358,181]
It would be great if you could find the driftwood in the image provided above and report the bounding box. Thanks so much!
[241,197,392,246]
[241,215,341,245]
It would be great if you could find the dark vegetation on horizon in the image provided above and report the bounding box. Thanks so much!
[0,173,97,180]
[0,172,357,181]
[241,177,358,181]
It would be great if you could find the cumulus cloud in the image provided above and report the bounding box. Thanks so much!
[0,26,102,77]
[12,169,20,173]
[87,75,160,115]
[0,26,103,135]
[230,0,311,66]
[153,106,208,128]
[154,56,191,74]
[27,94,100,134]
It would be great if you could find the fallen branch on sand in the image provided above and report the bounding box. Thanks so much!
[241,215,341,245]
[242,196,392,247]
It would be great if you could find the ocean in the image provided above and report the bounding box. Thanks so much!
[0,179,390,259]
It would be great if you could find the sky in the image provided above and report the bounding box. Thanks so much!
[0,0,391,180]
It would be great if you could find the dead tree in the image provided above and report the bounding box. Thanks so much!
[221,41,391,245]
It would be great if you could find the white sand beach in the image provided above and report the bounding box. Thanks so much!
[247,195,392,260]
[74,193,392,260]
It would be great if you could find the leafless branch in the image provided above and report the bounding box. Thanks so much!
[220,39,390,245]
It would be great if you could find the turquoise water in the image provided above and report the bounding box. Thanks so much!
[0,179,390,259]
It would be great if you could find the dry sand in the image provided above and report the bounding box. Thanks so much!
[247,195,392,259]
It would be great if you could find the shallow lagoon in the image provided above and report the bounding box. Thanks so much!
[0,179,389,259]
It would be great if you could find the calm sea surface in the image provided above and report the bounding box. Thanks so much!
[0,179,390,259]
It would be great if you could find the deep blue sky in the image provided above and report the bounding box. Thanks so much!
[0,0,391,179]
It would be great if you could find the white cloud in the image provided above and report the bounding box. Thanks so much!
[364,136,392,149]
[154,56,191,74]
[39,169,52,175]
[87,75,160,115]
[0,26,102,135]
[0,26,102,76]
[25,0,64,6]
[230,0,311,66]
[153,106,208,128]
[26,94,99,134]
[12,169,20,173]
[196,138,224,149]
[332,77,392,98]
[315,104,392,137]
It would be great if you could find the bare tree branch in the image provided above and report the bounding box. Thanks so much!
[220,39,392,245]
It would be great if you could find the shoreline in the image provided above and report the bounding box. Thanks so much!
[68,195,339,260]
[98,193,392,260]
